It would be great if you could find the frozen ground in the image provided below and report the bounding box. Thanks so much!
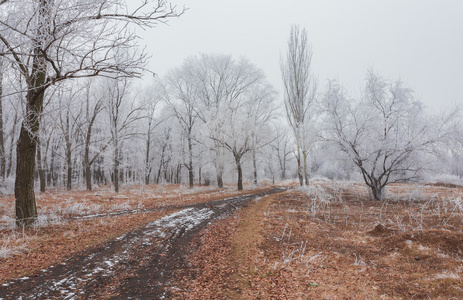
[0,188,284,299]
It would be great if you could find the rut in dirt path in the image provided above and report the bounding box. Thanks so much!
[0,188,285,300]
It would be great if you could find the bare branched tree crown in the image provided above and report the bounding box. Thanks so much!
[323,70,458,200]
[0,0,184,226]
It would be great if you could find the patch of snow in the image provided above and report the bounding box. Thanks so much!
[146,208,214,238]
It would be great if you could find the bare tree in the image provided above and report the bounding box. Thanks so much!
[139,82,163,185]
[163,63,201,188]
[195,55,275,190]
[104,78,142,192]
[0,0,183,226]
[80,80,106,191]
[281,25,317,186]
[323,71,457,200]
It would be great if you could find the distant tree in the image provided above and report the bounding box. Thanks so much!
[195,55,275,190]
[139,82,164,185]
[323,71,456,200]
[281,25,317,186]
[270,124,293,181]
[56,88,84,191]
[163,62,201,188]
[104,78,142,193]
[80,79,106,191]
[0,0,182,226]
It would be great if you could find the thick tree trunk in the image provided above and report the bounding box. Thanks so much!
[84,150,92,190]
[14,0,49,227]
[235,155,243,191]
[369,181,384,201]
[215,147,224,188]
[15,124,39,227]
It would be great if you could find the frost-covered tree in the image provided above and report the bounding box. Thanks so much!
[323,71,456,200]
[281,25,317,186]
[0,0,182,226]
[139,82,164,185]
[104,77,143,192]
[190,54,275,190]
[163,61,202,188]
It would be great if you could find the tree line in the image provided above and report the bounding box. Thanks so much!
[1,1,461,227]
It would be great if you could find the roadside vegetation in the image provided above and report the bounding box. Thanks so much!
[176,180,463,299]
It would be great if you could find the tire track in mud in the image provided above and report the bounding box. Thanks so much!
[0,188,285,300]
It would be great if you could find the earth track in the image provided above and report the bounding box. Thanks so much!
[0,188,285,299]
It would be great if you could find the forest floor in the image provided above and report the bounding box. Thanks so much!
[1,180,463,299]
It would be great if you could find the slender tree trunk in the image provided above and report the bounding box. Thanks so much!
[6,113,18,178]
[66,144,72,191]
[296,146,303,186]
[187,135,193,188]
[198,166,202,187]
[84,149,92,190]
[114,145,119,193]
[303,150,309,186]
[252,149,258,185]
[0,59,6,179]
[37,139,46,192]
[145,133,151,185]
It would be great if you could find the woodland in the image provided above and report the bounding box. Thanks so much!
[1,1,463,298]
[0,1,461,226]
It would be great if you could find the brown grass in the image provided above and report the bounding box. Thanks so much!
[179,181,463,299]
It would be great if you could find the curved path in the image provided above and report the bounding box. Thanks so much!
[0,188,284,300]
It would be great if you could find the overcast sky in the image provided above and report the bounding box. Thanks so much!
[139,0,463,110]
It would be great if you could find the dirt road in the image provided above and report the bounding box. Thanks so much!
[0,188,284,299]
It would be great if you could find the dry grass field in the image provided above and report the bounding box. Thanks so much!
[176,181,463,299]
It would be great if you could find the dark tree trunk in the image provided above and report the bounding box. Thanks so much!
[14,0,49,227]
[216,172,223,188]
[66,145,72,191]
[114,148,119,193]
[252,149,258,185]
[37,140,46,192]
[144,130,151,185]
[187,135,193,188]
[235,155,243,191]
[84,154,91,190]
[198,166,202,187]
